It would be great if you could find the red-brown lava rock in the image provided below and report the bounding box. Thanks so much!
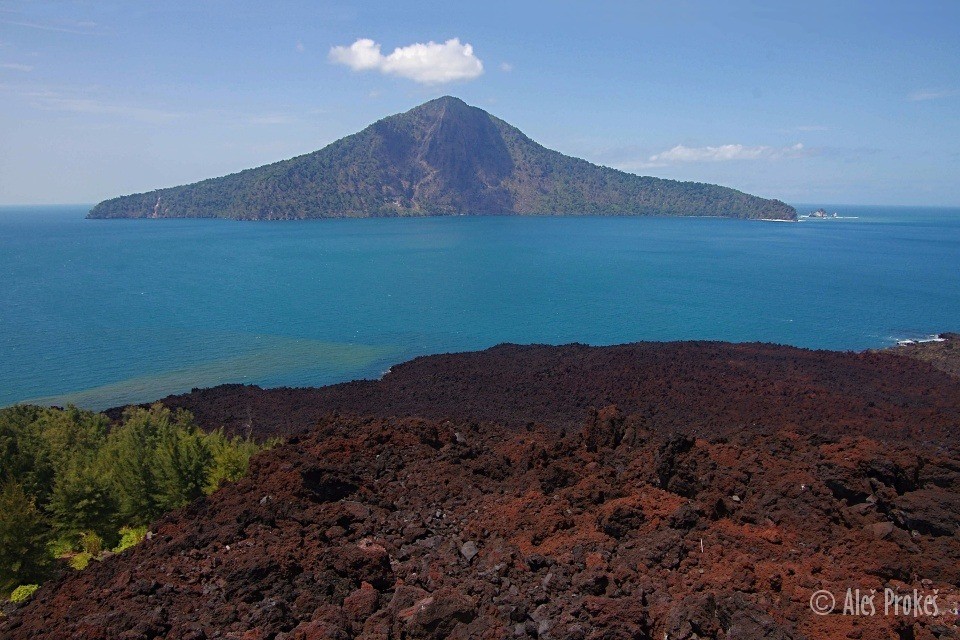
[110,341,960,444]
[5,340,960,639]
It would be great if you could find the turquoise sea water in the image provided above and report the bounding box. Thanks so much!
[1,205,959,410]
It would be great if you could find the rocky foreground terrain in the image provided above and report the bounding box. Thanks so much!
[5,338,960,639]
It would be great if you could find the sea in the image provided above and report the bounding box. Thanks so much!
[1,204,958,411]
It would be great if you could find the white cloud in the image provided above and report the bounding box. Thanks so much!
[330,38,382,71]
[642,142,806,167]
[1,62,33,71]
[295,41,305,53]
[907,89,956,102]
[499,62,513,72]
[329,37,483,84]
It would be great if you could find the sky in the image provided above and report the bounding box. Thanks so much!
[0,0,958,206]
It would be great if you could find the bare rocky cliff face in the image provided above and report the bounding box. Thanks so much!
[87,97,797,221]
[365,97,516,214]
[5,340,960,639]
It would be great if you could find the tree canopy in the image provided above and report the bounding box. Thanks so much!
[0,403,273,597]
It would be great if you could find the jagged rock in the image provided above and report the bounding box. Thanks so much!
[460,540,479,563]
[892,489,960,537]
[342,582,380,622]
[869,521,895,540]
[399,588,477,639]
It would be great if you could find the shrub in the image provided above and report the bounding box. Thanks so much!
[48,535,76,559]
[69,553,92,571]
[9,584,39,603]
[204,429,270,492]
[112,526,147,553]
[78,531,103,556]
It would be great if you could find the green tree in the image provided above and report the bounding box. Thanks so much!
[152,414,212,512]
[0,403,271,592]
[0,482,50,595]
[34,405,108,475]
[102,405,166,524]
[0,406,55,505]
[47,459,119,543]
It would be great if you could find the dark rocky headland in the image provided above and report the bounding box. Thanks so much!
[5,337,960,639]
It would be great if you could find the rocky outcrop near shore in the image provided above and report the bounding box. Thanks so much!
[113,340,960,444]
[887,333,960,379]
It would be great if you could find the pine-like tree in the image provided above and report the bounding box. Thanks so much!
[47,459,119,543]
[103,405,165,524]
[152,414,212,512]
[0,406,55,505]
[0,481,50,595]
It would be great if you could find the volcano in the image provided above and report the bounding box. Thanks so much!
[88,97,796,221]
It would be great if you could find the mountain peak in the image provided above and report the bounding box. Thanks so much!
[425,95,469,107]
[87,100,797,221]
[401,95,485,124]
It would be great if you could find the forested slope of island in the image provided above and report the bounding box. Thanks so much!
[88,97,796,221]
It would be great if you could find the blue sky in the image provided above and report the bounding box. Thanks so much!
[1,0,958,206]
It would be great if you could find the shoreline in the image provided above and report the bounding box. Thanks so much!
[80,335,960,443]
[882,331,960,378]
[12,333,958,415]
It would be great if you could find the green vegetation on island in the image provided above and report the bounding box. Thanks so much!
[0,403,274,599]
[88,96,796,221]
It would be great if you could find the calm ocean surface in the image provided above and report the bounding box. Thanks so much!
[1,204,958,410]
